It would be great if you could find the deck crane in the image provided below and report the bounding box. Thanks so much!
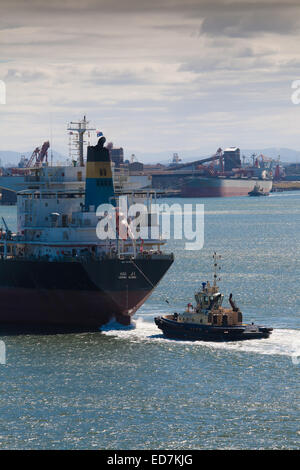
[26,147,40,168]
[26,141,50,168]
[37,141,50,165]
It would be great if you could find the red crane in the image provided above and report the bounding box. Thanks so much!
[26,141,50,168]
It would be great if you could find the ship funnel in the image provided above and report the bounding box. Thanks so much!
[85,137,115,210]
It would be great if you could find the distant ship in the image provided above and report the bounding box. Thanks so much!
[0,133,173,331]
[179,148,273,197]
[151,147,274,197]
[181,176,273,198]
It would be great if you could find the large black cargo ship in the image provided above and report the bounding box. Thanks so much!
[0,255,173,330]
[0,134,173,331]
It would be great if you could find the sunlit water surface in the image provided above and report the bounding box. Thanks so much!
[0,193,299,449]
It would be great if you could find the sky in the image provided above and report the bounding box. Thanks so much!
[1,0,300,161]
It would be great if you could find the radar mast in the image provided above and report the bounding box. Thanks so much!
[68,116,95,167]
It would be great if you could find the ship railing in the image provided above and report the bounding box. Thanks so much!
[1,250,174,263]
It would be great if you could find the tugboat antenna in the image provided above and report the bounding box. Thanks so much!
[213,252,221,289]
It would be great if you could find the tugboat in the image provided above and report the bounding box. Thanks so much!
[155,253,272,341]
[248,183,269,197]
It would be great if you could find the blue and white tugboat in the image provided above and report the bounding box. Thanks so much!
[155,253,272,341]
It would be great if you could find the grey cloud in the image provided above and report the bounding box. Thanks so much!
[4,0,300,16]
[234,47,274,58]
[89,67,160,86]
[179,55,274,74]
[0,23,22,31]
[1,0,300,154]
[89,74,150,86]
[201,15,299,38]
[2,1,300,40]
[5,69,49,82]
[198,3,300,37]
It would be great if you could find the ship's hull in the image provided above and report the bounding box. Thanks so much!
[181,177,273,197]
[0,256,173,331]
[155,316,272,341]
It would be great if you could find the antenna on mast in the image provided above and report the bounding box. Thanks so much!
[50,112,53,167]
[213,252,221,288]
[67,116,95,167]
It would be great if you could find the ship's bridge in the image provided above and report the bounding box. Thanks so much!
[17,189,85,231]
[195,290,224,311]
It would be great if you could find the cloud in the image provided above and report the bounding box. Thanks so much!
[1,0,300,156]
[200,5,300,38]
[5,68,49,82]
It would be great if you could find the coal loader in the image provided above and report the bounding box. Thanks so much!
[0,137,173,331]
[150,148,273,197]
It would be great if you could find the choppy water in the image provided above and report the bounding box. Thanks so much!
[0,193,299,449]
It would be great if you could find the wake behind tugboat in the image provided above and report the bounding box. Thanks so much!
[155,253,273,342]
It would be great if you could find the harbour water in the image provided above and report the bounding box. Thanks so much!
[0,193,299,449]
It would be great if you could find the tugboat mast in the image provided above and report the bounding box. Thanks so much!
[213,251,221,290]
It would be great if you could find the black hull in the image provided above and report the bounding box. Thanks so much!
[0,256,173,331]
[248,192,269,197]
[155,317,272,342]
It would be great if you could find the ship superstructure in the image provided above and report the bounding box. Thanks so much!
[0,136,173,331]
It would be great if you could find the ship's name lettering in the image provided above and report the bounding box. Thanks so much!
[118,271,137,279]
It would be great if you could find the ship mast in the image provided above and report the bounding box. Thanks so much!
[213,252,221,290]
[67,116,95,167]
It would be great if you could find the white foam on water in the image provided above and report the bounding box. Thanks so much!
[101,318,300,359]
[101,317,156,340]
[199,328,300,358]
[270,192,300,198]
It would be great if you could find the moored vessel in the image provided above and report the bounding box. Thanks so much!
[180,176,272,198]
[155,253,272,341]
[151,147,274,197]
